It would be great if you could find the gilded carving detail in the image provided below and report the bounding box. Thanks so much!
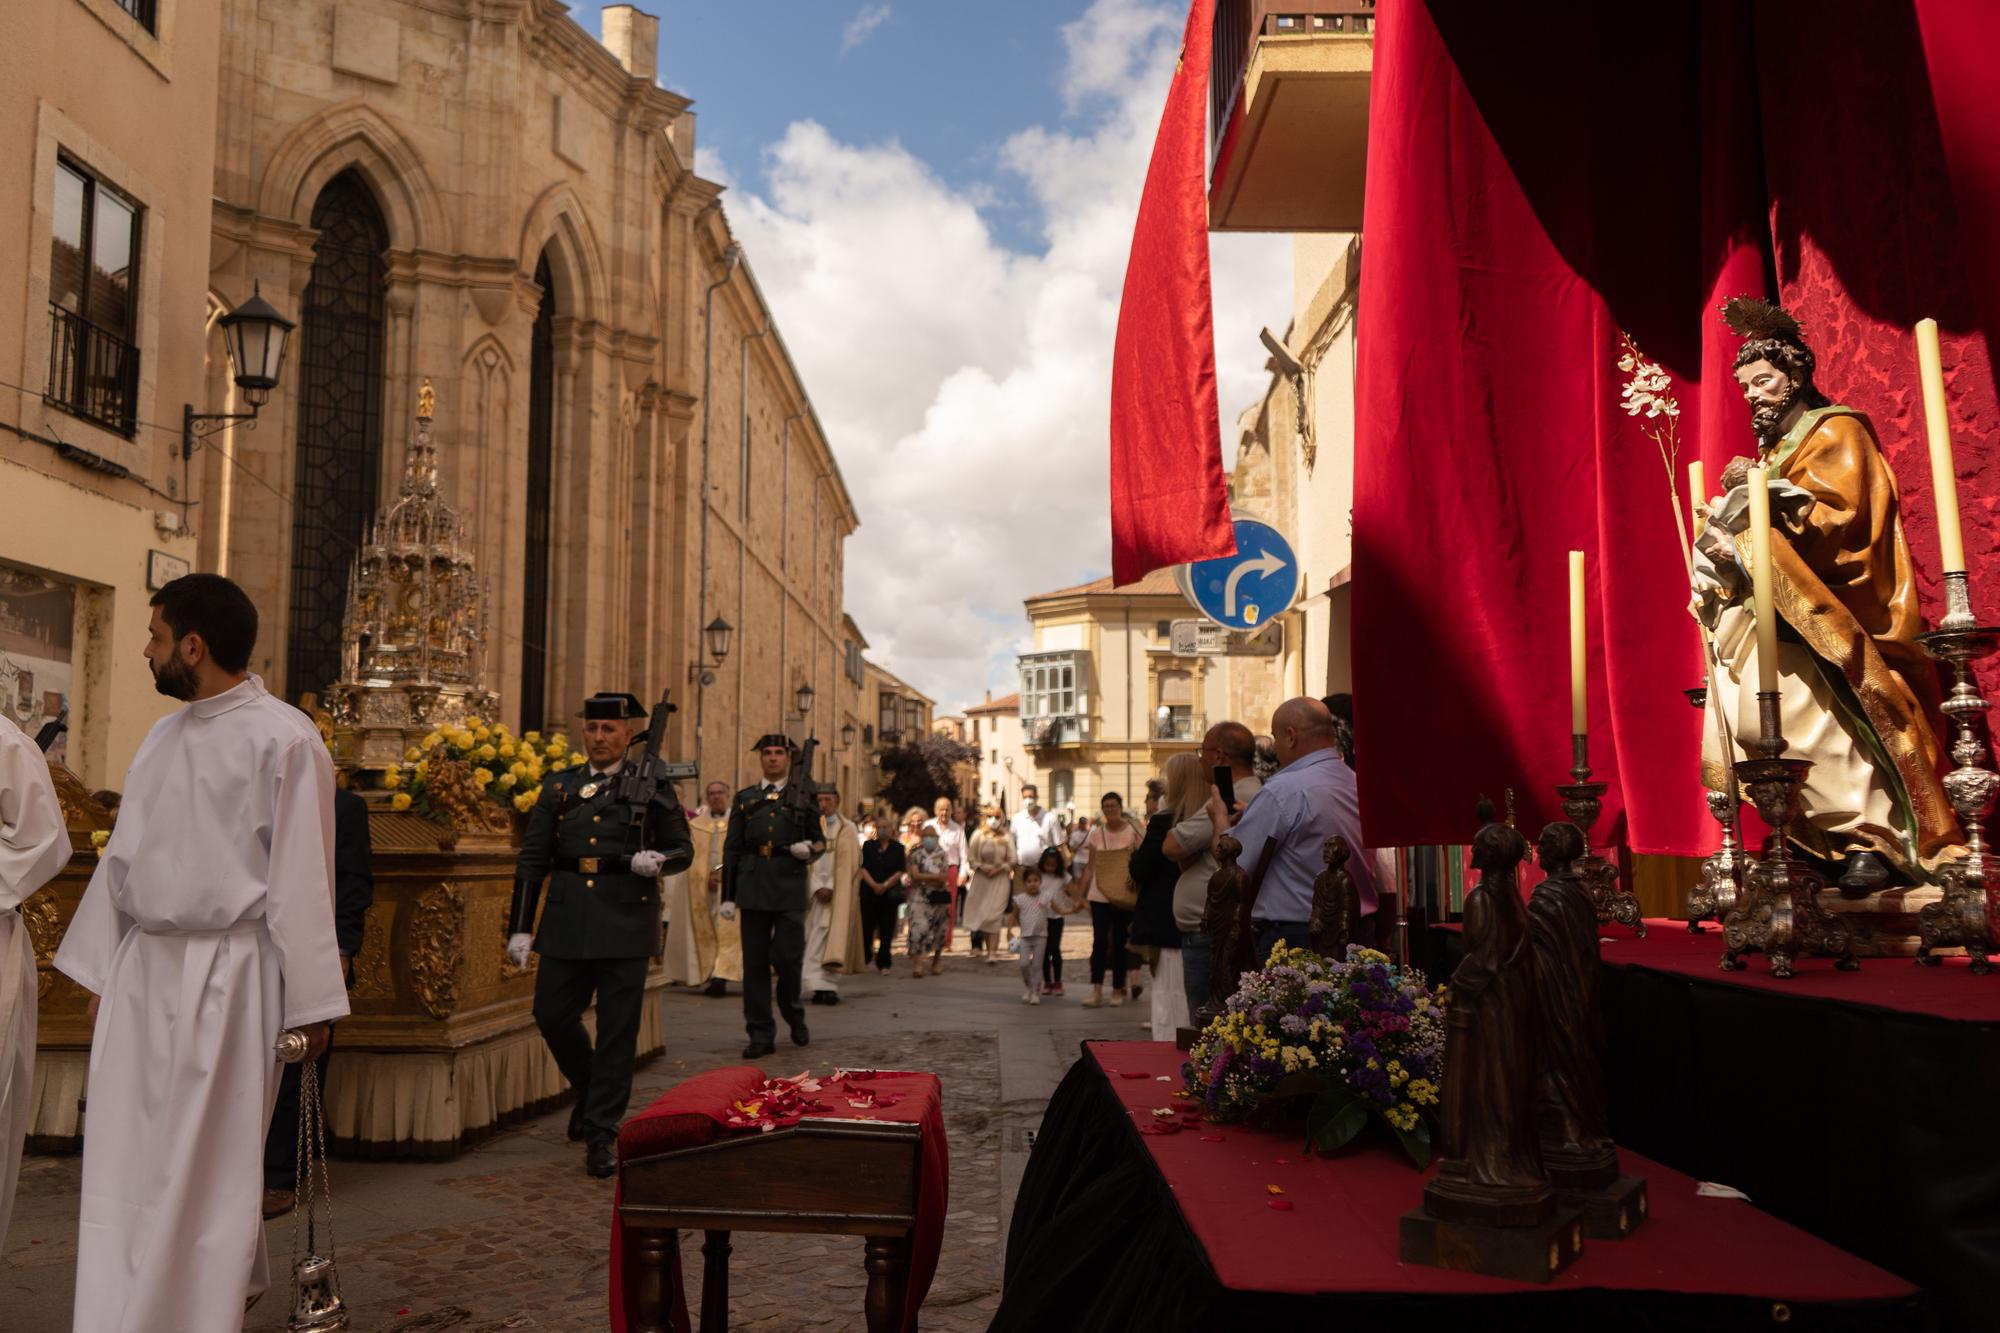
[350,906,396,1002]
[408,882,466,1019]
[20,888,61,999]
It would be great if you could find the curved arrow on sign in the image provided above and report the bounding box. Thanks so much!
[1223,549,1287,619]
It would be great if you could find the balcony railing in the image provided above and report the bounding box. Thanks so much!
[115,0,159,33]
[1211,2,1377,160]
[1027,716,1085,749]
[46,303,139,438]
[1152,712,1206,743]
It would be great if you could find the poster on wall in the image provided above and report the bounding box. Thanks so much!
[0,563,74,741]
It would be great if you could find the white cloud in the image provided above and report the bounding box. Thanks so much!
[728,0,1290,712]
[840,3,892,54]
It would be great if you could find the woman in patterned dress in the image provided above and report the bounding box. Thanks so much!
[901,805,951,977]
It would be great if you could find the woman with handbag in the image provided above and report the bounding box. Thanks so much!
[901,807,951,978]
[1080,791,1140,1007]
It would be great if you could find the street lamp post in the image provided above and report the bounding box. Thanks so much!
[182,284,295,459]
[689,616,733,688]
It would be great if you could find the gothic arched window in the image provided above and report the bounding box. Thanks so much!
[520,253,556,733]
[286,170,387,703]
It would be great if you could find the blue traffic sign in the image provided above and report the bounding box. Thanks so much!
[1183,519,1299,631]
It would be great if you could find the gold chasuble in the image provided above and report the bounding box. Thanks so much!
[1700,406,1959,871]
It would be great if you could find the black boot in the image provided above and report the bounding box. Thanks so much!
[741,1040,775,1058]
[1837,851,1892,896]
[585,1140,616,1178]
[704,977,727,997]
[789,1015,811,1047]
[567,1094,590,1142]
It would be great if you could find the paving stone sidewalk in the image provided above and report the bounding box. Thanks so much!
[3,944,1158,1330]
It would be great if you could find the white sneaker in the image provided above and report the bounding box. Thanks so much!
[1021,990,1034,1004]
[1029,991,1041,1005]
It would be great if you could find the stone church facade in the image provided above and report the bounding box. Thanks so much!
[198,0,858,783]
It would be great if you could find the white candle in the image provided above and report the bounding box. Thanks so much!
[1688,460,1708,539]
[1914,318,1967,573]
[1748,465,1779,694]
[1568,550,1587,734]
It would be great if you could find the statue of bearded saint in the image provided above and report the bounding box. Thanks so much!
[1690,298,1961,891]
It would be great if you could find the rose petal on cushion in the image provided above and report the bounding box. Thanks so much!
[1266,1184,1285,1195]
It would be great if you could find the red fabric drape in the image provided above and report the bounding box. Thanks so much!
[1109,0,1236,584]
[1352,0,1999,855]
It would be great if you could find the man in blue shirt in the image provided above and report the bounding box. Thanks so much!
[1208,696,1376,962]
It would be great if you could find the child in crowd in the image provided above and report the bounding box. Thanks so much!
[1013,865,1055,1005]
[1035,846,1077,996]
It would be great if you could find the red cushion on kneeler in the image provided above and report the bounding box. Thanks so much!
[617,1065,766,1160]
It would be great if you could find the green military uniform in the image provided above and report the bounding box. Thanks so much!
[509,695,692,1155]
[723,735,825,1052]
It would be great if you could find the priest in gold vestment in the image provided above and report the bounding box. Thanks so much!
[665,781,742,992]
[1693,299,1959,889]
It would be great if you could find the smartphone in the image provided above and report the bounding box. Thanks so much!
[1212,765,1236,813]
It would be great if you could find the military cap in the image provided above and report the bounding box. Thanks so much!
[583,692,646,720]
[751,733,793,751]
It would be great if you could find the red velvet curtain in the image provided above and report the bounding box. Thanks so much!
[1352,0,1999,856]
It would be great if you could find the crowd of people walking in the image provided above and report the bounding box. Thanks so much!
[661,695,1373,1051]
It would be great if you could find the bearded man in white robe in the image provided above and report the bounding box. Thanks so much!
[54,574,348,1328]
[0,711,71,1249]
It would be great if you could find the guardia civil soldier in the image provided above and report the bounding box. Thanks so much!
[718,734,824,1057]
[507,692,692,1177]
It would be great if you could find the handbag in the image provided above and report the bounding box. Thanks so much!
[1092,845,1138,911]
[925,888,953,907]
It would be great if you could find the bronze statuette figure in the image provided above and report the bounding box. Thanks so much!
[1308,836,1359,959]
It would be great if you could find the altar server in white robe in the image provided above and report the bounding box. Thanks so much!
[0,712,71,1249]
[54,574,348,1330]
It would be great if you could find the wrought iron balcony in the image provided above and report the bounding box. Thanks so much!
[46,303,139,438]
[1209,2,1376,232]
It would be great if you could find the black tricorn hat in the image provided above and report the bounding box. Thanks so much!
[751,733,793,752]
[583,692,647,720]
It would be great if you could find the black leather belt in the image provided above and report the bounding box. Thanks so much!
[556,854,631,875]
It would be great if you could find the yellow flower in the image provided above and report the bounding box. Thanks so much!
[382,771,402,791]
[545,743,563,758]
[513,791,536,812]
[391,792,413,811]
[414,761,428,779]
[1408,1079,1438,1106]
[509,762,528,779]
[474,769,493,786]
[524,730,543,744]
[498,773,517,790]
[422,732,443,750]
[465,715,484,729]
[478,744,498,761]
[499,742,516,759]
[90,830,110,851]
[404,747,421,763]
[453,729,476,749]
[525,786,542,804]
[474,726,491,742]
[550,731,568,746]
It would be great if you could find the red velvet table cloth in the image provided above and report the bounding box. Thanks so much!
[1093,1040,1915,1304]
[608,1065,947,1333]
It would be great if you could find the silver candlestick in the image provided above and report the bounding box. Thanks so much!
[1682,687,1741,933]
[1916,570,1999,974]
[1722,692,1857,977]
[1555,732,1645,937]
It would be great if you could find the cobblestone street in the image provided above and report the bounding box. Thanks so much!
[4,944,1155,1330]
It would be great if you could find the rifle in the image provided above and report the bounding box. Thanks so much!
[781,734,826,851]
[617,689,693,877]
[34,701,68,754]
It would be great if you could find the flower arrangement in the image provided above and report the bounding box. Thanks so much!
[1617,330,1693,570]
[1184,944,1448,1168]
[385,717,584,823]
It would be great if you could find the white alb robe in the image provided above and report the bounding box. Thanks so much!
[54,676,349,1330]
[0,714,72,1251]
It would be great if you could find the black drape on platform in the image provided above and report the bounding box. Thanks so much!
[1602,958,2000,1332]
[997,1045,1931,1333]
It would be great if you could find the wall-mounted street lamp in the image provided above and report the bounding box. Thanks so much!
[795,682,816,719]
[840,721,856,749]
[689,615,733,687]
[183,284,295,459]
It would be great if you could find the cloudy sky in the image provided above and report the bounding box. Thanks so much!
[576,0,1292,711]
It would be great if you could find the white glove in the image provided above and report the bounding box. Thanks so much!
[506,933,533,968]
[717,901,737,923]
[630,849,666,877]
[788,841,814,860]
